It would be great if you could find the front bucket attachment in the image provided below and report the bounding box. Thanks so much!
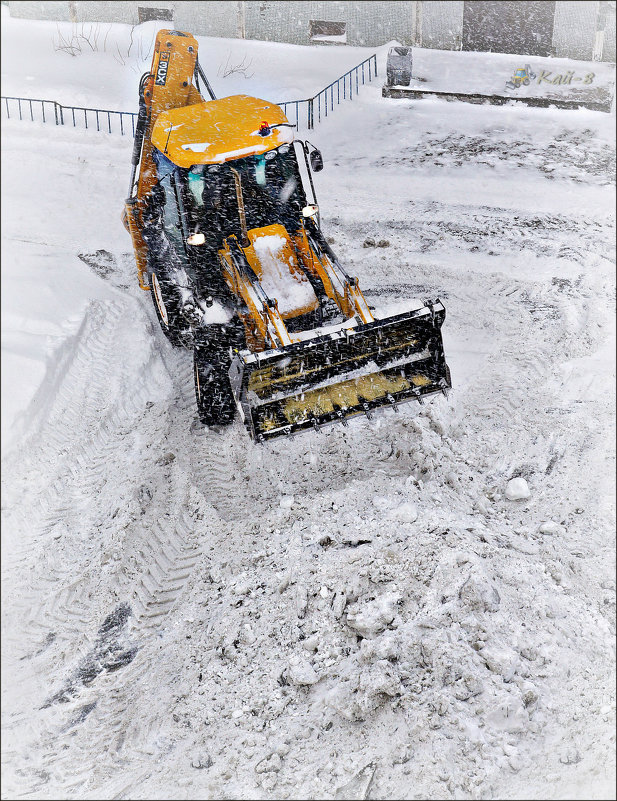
[229,300,451,442]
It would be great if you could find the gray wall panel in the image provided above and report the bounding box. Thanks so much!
[6,1,615,61]
[421,0,463,50]
[603,8,615,61]
[243,1,415,47]
[8,1,71,21]
[173,1,238,38]
[552,0,598,60]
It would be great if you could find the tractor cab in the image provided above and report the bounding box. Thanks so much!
[147,95,325,335]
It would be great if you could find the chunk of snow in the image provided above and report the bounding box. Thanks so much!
[287,658,319,686]
[505,477,530,501]
[390,501,418,523]
[373,494,398,510]
[251,232,317,316]
[459,571,501,613]
[372,298,427,319]
[199,299,234,325]
[181,142,211,152]
[539,520,565,535]
[346,593,401,639]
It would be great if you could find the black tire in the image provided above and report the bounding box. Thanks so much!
[194,346,236,427]
[149,270,185,347]
[523,78,530,86]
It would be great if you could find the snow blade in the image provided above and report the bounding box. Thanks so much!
[229,300,451,441]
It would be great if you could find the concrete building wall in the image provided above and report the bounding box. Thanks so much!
[6,1,616,60]
[7,0,71,21]
[552,0,599,60]
[242,1,416,48]
[8,0,239,35]
[173,2,238,38]
[603,7,616,61]
[598,0,616,62]
[7,1,415,46]
[420,0,463,50]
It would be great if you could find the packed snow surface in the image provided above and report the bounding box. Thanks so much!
[1,8,616,801]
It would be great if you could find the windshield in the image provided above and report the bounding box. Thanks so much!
[182,143,305,246]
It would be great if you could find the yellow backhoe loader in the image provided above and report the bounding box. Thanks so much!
[124,29,451,441]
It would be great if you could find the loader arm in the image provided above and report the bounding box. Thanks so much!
[220,238,293,348]
[124,29,204,289]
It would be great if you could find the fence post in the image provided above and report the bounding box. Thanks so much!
[308,98,313,130]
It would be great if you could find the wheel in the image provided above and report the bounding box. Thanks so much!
[149,270,185,347]
[523,78,530,86]
[194,346,236,427]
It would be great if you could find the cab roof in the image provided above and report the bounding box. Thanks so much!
[151,95,293,169]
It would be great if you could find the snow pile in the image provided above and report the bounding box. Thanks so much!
[251,231,317,315]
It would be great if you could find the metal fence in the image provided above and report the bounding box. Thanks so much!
[278,53,378,129]
[2,96,139,135]
[1,52,378,134]
[308,53,378,128]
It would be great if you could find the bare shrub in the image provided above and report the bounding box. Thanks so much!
[54,22,103,56]
[53,21,153,69]
[217,52,254,79]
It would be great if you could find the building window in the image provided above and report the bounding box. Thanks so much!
[138,7,173,24]
[309,20,347,44]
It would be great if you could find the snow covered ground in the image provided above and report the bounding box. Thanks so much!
[2,9,616,801]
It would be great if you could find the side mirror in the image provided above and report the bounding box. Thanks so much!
[310,149,323,172]
[302,204,319,218]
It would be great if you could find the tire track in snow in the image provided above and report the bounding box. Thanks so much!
[9,330,249,798]
[150,342,253,522]
[2,299,142,702]
[2,301,161,629]
[131,510,202,630]
[1,300,216,798]
[2,301,125,559]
